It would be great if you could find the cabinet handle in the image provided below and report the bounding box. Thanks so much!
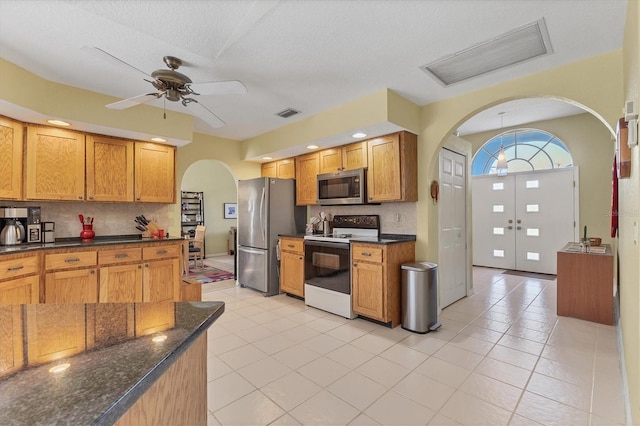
[287,244,295,248]
[156,250,168,255]
[7,265,24,271]
[78,196,83,200]
[361,252,371,257]
[65,258,80,263]
[138,265,142,269]
[115,253,129,259]
[136,197,141,201]
[90,270,96,275]
[353,263,358,267]
[145,264,149,268]
[88,196,94,200]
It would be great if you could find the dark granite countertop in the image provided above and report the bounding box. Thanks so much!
[0,301,224,425]
[0,234,185,256]
[278,233,416,245]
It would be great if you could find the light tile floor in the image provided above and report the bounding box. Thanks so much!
[202,257,628,425]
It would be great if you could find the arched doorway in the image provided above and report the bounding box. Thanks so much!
[181,159,237,258]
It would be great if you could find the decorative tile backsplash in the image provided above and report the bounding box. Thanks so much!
[308,202,416,235]
[2,201,171,239]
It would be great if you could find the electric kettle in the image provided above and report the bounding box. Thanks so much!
[0,219,24,245]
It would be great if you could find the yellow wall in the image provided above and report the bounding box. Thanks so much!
[463,113,615,247]
[620,0,640,422]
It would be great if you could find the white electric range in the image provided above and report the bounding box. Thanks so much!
[302,215,380,318]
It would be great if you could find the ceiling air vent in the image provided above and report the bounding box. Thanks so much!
[276,108,301,118]
[420,18,553,86]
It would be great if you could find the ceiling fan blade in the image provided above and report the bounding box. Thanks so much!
[106,93,159,110]
[81,45,153,80]
[189,80,248,96]
[186,100,226,128]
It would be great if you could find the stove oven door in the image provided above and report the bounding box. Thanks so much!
[304,240,351,293]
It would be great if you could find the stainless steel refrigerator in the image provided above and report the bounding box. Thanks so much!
[237,177,305,296]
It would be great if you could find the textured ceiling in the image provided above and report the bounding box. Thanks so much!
[0,0,627,143]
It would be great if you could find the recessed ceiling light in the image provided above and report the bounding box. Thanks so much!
[307,145,319,150]
[49,363,70,374]
[151,137,167,143]
[47,119,70,127]
[262,156,273,160]
[352,132,367,138]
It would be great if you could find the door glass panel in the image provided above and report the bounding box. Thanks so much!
[492,182,504,190]
[493,249,504,257]
[493,205,504,213]
[526,252,540,261]
[493,227,505,235]
[526,180,539,189]
[526,204,540,212]
[526,228,540,236]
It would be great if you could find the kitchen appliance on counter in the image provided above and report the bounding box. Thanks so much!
[42,221,55,243]
[317,167,367,205]
[303,214,380,318]
[0,206,41,245]
[237,177,305,296]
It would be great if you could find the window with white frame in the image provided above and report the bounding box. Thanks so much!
[471,128,573,176]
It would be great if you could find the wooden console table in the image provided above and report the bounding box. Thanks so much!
[556,243,614,325]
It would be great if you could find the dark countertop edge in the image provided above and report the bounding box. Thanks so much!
[96,302,225,425]
[278,233,416,244]
[0,235,185,255]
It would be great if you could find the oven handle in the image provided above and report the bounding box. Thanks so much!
[304,240,350,250]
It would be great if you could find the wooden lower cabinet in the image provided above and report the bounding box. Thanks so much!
[351,241,415,327]
[99,263,143,303]
[143,258,180,302]
[0,275,39,305]
[279,237,305,297]
[45,268,98,303]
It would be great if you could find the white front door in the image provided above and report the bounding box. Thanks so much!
[439,148,467,308]
[472,168,577,274]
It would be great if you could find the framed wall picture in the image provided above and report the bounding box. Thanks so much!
[617,118,631,178]
[224,203,237,219]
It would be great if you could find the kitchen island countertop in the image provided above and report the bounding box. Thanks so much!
[0,301,224,425]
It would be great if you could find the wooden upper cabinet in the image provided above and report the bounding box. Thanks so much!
[25,126,85,201]
[367,131,417,203]
[86,135,134,202]
[295,152,320,205]
[318,142,367,174]
[261,159,295,179]
[0,116,24,200]
[135,142,176,203]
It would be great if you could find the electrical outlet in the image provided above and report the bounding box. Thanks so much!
[395,213,401,222]
[634,220,638,246]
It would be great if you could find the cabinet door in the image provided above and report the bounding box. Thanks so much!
[280,250,304,297]
[319,148,343,174]
[0,306,23,378]
[86,135,134,202]
[277,159,295,179]
[367,134,402,202]
[295,152,319,205]
[25,126,85,201]
[352,261,385,321]
[143,258,180,302]
[45,268,98,303]
[0,275,39,305]
[0,116,24,200]
[99,263,143,303]
[135,142,175,203]
[261,161,277,178]
[26,304,86,365]
[342,142,367,170]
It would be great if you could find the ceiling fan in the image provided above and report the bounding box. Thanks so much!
[83,46,247,128]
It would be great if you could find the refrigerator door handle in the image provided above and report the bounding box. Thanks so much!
[260,187,266,242]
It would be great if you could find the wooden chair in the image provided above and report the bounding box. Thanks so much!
[188,225,206,269]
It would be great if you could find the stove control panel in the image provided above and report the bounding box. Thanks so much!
[333,215,379,229]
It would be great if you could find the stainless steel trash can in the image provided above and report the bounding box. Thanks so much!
[401,262,441,333]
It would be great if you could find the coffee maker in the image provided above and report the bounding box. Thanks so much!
[0,207,42,245]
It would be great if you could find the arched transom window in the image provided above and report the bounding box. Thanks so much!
[471,128,573,176]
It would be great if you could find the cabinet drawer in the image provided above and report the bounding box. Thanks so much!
[0,255,39,280]
[280,238,304,254]
[143,245,180,260]
[352,245,383,263]
[98,248,142,265]
[46,251,97,271]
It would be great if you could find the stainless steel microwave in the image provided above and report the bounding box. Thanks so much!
[317,168,367,205]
